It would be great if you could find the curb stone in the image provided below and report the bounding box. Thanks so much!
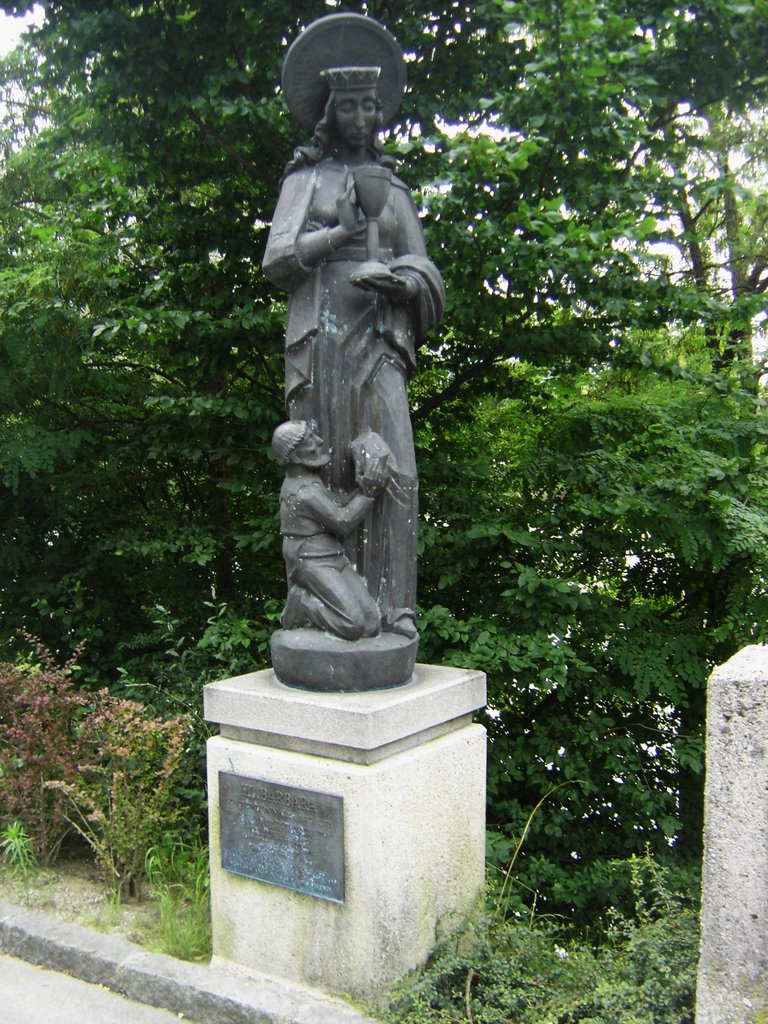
[0,901,380,1024]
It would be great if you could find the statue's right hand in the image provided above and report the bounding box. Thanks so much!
[337,185,364,238]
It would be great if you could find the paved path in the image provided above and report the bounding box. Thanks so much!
[0,900,377,1024]
[0,953,184,1023]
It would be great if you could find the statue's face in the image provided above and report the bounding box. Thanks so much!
[332,87,378,150]
[293,430,330,469]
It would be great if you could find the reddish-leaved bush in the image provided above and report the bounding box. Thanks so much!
[0,636,88,864]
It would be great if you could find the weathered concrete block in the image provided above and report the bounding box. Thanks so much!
[205,665,486,1004]
[697,645,768,1024]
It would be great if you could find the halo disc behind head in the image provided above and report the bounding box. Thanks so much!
[282,13,406,132]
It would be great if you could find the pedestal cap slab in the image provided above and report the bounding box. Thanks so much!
[204,663,486,764]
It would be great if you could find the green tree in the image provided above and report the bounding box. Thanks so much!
[0,2,289,670]
[1,0,766,913]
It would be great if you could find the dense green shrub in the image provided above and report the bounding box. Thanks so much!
[48,694,190,897]
[380,856,698,1024]
[110,598,282,842]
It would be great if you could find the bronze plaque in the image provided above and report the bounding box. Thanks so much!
[218,771,344,903]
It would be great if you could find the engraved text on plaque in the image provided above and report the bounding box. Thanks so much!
[219,771,345,903]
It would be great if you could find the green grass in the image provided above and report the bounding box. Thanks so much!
[145,835,211,962]
[0,820,37,902]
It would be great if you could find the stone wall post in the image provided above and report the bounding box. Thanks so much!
[697,645,768,1023]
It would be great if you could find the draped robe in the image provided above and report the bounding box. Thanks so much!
[263,159,444,632]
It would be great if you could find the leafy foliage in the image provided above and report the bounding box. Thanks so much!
[0,638,88,863]
[0,0,766,910]
[379,856,698,1023]
[110,597,282,840]
[418,347,768,912]
[0,637,192,893]
[49,695,190,897]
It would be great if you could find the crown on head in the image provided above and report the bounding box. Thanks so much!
[321,66,381,91]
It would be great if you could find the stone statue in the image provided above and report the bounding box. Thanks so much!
[272,421,390,642]
[264,13,445,691]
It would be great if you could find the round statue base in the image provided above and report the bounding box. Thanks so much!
[270,629,418,692]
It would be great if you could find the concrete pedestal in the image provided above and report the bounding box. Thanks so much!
[204,664,486,1004]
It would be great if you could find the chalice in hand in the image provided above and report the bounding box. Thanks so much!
[351,164,407,296]
[352,164,392,261]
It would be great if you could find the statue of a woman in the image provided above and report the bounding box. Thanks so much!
[264,14,444,689]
